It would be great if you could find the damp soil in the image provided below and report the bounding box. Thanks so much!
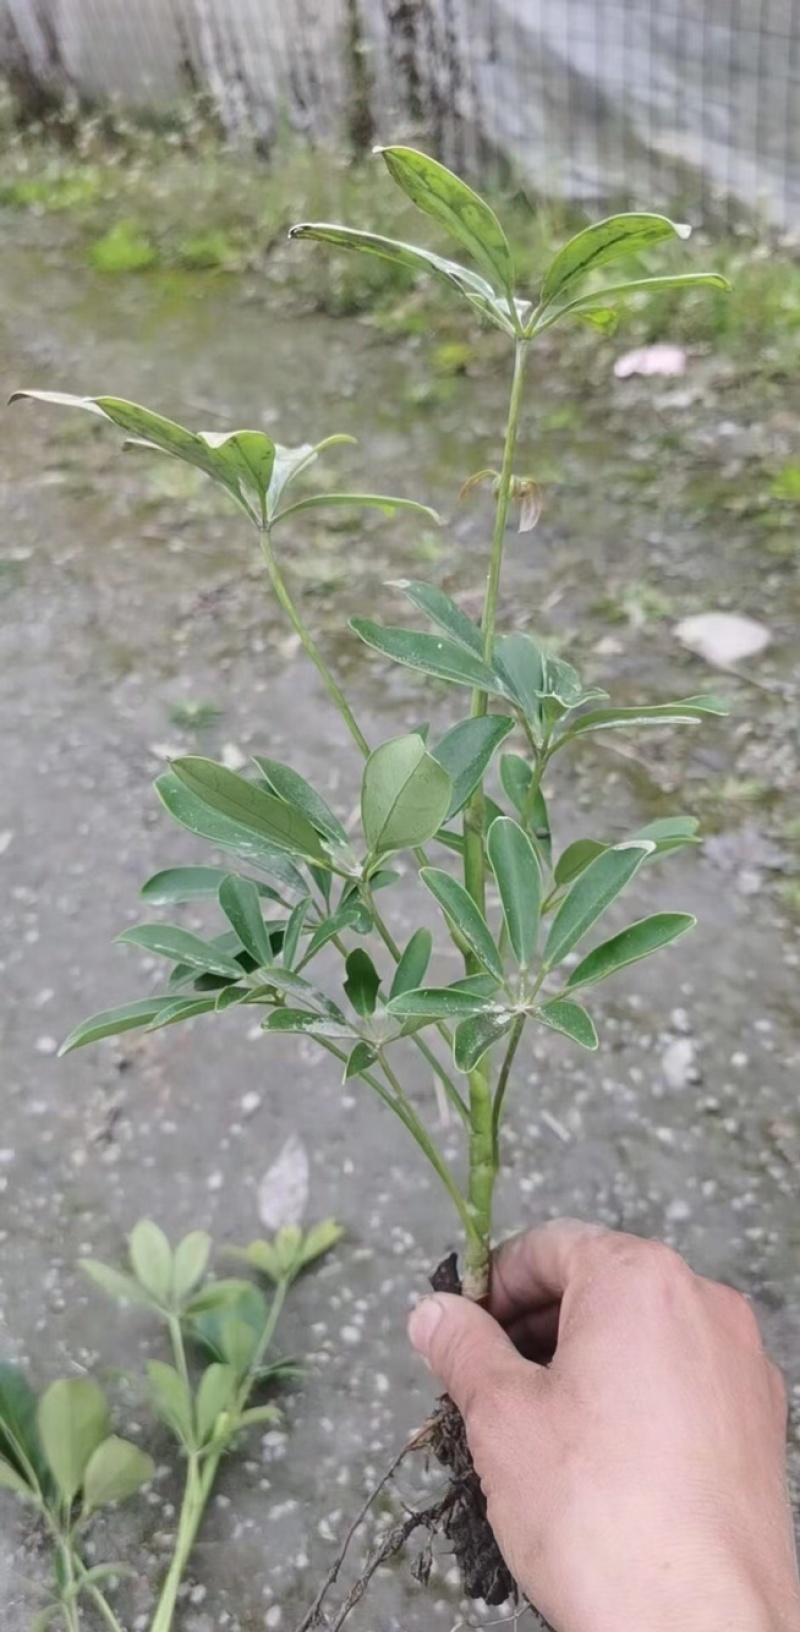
[1,206,799,1630]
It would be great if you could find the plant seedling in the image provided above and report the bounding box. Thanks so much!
[13,145,728,1607]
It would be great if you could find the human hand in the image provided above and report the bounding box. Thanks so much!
[409,1221,800,1632]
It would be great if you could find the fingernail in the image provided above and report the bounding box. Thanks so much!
[409,1296,444,1356]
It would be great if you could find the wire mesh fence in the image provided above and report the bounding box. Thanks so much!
[2,0,799,230]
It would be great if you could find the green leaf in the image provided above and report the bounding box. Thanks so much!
[297,897,372,969]
[146,1362,193,1445]
[195,1364,238,1445]
[498,754,551,856]
[555,697,729,750]
[82,1436,154,1513]
[351,619,503,694]
[239,1404,282,1430]
[129,1220,173,1304]
[37,1380,110,1506]
[633,816,701,853]
[453,1012,513,1073]
[280,897,309,971]
[183,1278,256,1316]
[389,928,433,999]
[169,758,327,864]
[344,948,381,1017]
[432,715,515,818]
[388,985,500,1020]
[81,1259,159,1308]
[273,492,441,528]
[378,145,516,303]
[420,867,504,981]
[298,1219,344,1271]
[117,922,244,980]
[565,912,696,992]
[146,996,217,1031]
[142,867,286,906]
[0,1458,34,1498]
[487,817,542,968]
[540,656,607,712]
[58,997,180,1056]
[541,272,730,330]
[344,1040,377,1079]
[543,841,654,968]
[390,579,483,653]
[493,633,545,720]
[539,213,692,312]
[266,435,353,520]
[10,392,277,525]
[187,1284,267,1375]
[288,224,515,333]
[0,1364,52,1497]
[361,733,452,858]
[218,876,274,967]
[553,839,608,888]
[263,1010,354,1039]
[537,998,598,1050]
[156,772,309,892]
[253,758,348,847]
[172,1231,212,1304]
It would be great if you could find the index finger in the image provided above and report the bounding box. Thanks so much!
[489,1218,608,1326]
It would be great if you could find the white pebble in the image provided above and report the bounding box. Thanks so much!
[35,1035,58,1055]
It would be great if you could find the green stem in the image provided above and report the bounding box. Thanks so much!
[57,1539,81,1632]
[149,1453,207,1632]
[73,1562,128,1632]
[491,1014,526,1167]
[260,532,370,757]
[461,339,531,1298]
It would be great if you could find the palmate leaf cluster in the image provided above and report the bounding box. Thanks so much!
[12,144,729,1239]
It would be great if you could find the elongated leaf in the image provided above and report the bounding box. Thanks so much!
[266,434,354,520]
[263,1010,354,1039]
[253,758,348,847]
[172,1231,212,1304]
[156,772,309,892]
[555,697,729,750]
[388,986,501,1020]
[218,876,274,966]
[539,213,691,312]
[146,1362,193,1445]
[361,734,452,857]
[487,817,541,968]
[540,272,730,331]
[117,922,244,980]
[187,1283,267,1374]
[537,998,598,1050]
[297,897,372,968]
[453,1012,513,1073]
[351,619,503,694]
[81,1259,158,1308]
[37,1380,109,1505]
[553,838,608,888]
[170,758,326,863]
[183,1278,257,1316]
[274,492,440,527]
[378,145,516,302]
[389,928,433,999]
[129,1220,173,1303]
[344,1039,378,1079]
[281,898,310,970]
[59,997,179,1056]
[498,754,551,855]
[544,841,654,968]
[633,815,700,853]
[432,715,515,818]
[390,580,483,653]
[195,1364,238,1445]
[344,948,381,1017]
[493,633,545,720]
[420,868,504,981]
[566,912,695,992]
[0,1364,51,1497]
[82,1437,154,1513]
[146,995,217,1031]
[10,392,277,525]
[540,655,607,711]
[142,866,285,906]
[288,224,514,333]
[0,1458,33,1498]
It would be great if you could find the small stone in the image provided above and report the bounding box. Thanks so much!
[221,742,248,771]
[665,1198,691,1222]
[661,1037,700,1091]
[35,1035,58,1055]
[241,1092,261,1117]
[207,1171,224,1191]
[675,611,770,668]
[670,1007,692,1035]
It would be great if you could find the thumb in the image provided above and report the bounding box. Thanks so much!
[408,1292,528,1423]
